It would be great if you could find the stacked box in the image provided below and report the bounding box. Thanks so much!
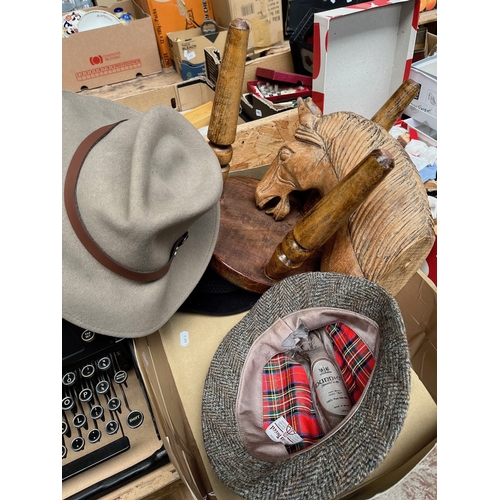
[62,0,162,91]
[209,0,284,55]
[137,0,215,68]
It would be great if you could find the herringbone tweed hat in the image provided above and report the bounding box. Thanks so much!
[202,272,410,499]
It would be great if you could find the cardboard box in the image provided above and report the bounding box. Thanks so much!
[312,0,419,117]
[86,46,294,115]
[168,27,227,81]
[247,79,311,103]
[135,269,437,499]
[133,114,437,498]
[63,0,94,11]
[62,0,162,92]
[137,0,215,69]
[170,77,243,132]
[173,78,215,111]
[209,0,284,55]
[403,117,437,145]
[426,32,437,57]
[412,30,437,63]
[206,43,296,94]
[240,92,296,121]
[256,67,312,86]
[404,54,437,131]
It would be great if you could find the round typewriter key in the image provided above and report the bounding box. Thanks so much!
[98,356,111,371]
[114,370,128,384]
[62,396,74,411]
[107,397,121,412]
[95,380,110,395]
[79,388,93,403]
[62,421,70,437]
[88,429,101,443]
[105,420,119,435]
[62,445,67,459]
[81,364,95,378]
[81,329,95,342]
[62,371,77,386]
[90,405,104,420]
[73,413,87,429]
[126,410,144,429]
[71,436,85,452]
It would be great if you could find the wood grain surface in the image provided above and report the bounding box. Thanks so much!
[210,177,321,294]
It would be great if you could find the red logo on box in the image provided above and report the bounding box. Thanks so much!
[76,59,142,82]
[89,55,103,65]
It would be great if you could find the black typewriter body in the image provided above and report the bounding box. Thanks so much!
[62,319,167,500]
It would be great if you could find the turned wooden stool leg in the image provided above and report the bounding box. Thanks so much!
[264,149,394,280]
[371,79,420,131]
[207,18,250,183]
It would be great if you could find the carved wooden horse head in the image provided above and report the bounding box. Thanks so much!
[254,96,435,296]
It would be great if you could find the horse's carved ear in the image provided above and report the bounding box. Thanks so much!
[298,97,322,130]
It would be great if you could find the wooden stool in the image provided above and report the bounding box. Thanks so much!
[209,80,435,296]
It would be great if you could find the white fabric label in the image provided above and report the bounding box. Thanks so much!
[265,416,303,445]
[180,330,189,347]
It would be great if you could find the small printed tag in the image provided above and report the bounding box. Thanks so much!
[180,330,189,347]
[265,416,303,445]
[183,50,196,61]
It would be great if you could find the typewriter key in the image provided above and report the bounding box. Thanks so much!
[62,371,77,386]
[98,356,111,371]
[71,436,85,452]
[126,410,144,429]
[95,380,110,395]
[81,364,95,378]
[105,420,119,435]
[88,429,101,443]
[90,405,104,420]
[62,396,74,412]
[73,413,87,429]
[62,421,71,437]
[114,370,128,384]
[108,397,121,412]
[79,388,93,403]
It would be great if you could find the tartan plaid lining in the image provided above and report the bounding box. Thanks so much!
[262,353,324,452]
[262,321,375,453]
[326,322,375,403]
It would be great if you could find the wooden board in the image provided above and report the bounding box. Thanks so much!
[98,462,181,500]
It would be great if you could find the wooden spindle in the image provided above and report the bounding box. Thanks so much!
[264,149,394,280]
[371,79,420,131]
[207,18,250,182]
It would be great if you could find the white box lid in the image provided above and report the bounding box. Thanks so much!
[312,0,418,118]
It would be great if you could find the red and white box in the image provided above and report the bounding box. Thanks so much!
[312,0,420,117]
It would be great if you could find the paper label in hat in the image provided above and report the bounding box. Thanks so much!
[265,416,304,445]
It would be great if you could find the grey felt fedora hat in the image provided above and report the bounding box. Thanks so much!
[202,271,411,499]
[62,90,223,338]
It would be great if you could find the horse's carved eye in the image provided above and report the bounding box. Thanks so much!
[279,147,292,163]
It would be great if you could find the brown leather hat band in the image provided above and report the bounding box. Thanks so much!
[64,121,188,283]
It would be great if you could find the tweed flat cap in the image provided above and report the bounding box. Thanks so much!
[202,272,410,499]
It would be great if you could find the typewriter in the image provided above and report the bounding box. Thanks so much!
[62,319,168,500]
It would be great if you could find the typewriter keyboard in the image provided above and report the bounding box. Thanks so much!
[62,321,165,499]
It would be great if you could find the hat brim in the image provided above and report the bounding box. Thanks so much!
[201,272,411,499]
[179,267,261,316]
[63,205,219,338]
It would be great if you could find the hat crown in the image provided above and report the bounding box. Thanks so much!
[69,106,222,274]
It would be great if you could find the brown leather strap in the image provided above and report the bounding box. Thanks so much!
[64,121,188,283]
